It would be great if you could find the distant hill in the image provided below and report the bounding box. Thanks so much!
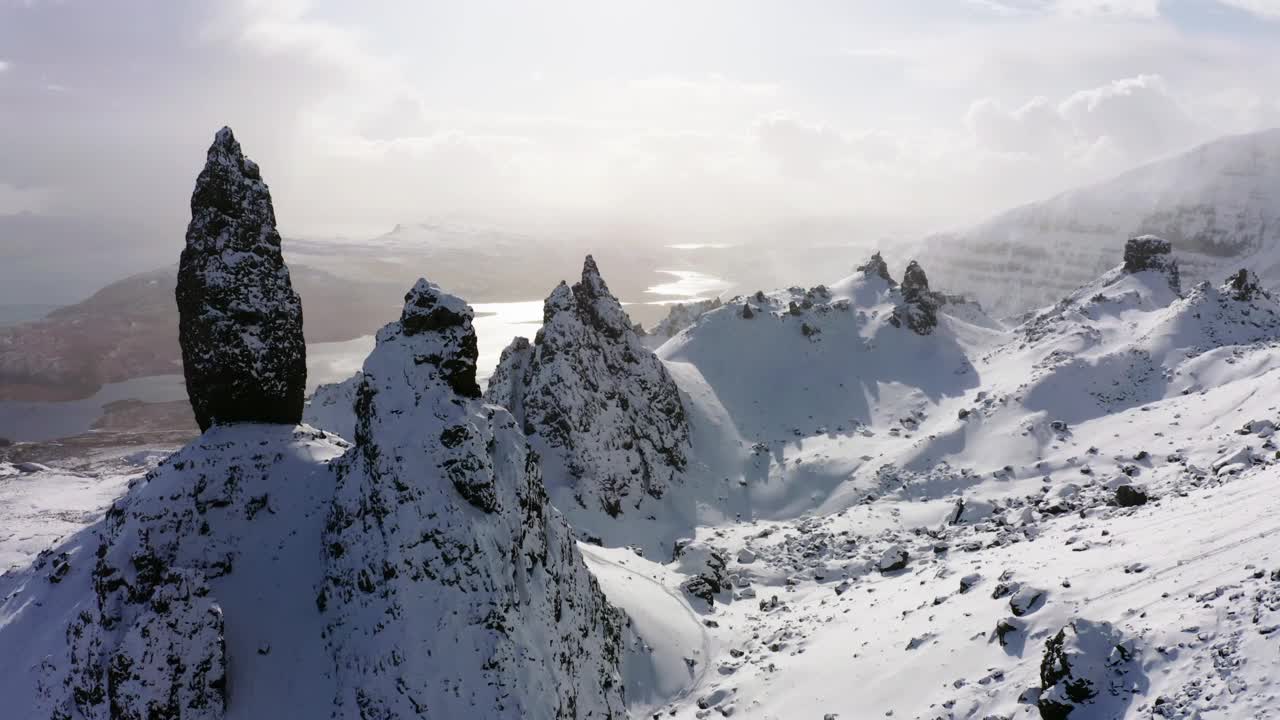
[921,128,1280,318]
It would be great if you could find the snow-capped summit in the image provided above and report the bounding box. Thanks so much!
[321,278,626,718]
[176,126,306,431]
[485,256,691,519]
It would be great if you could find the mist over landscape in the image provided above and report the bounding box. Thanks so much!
[3,2,1280,719]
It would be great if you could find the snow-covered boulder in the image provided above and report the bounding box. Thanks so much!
[485,256,690,518]
[877,545,909,573]
[177,127,306,431]
[1038,619,1139,719]
[321,278,627,718]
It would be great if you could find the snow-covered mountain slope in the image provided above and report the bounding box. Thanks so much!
[0,425,349,719]
[922,128,1280,318]
[485,256,691,533]
[579,237,1280,719]
[658,253,992,448]
[642,298,723,349]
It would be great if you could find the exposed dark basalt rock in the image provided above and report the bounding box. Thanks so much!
[1114,484,1148,507]
[1122,235,1180,293]
[484,256,691,518]
[176,127,306,431]
[857,251,897,286]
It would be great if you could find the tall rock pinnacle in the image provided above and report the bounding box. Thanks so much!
[485,255,691,518]
[176,127,307,431]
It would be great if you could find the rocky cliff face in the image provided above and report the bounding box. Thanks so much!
[321,279,626,718]
[484,256,691,518]
[176,127,306,431]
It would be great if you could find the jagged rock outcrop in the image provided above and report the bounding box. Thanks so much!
[1227,267,1264,301]
[1122,235,1180,293]
[176,127,306,431]
[648,298,723,341]
[890,260,940,334]
[856,251,896,286]
[321,279,626,718]
[485,256,691,517]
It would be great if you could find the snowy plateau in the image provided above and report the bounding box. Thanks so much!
[8,134,1280,720]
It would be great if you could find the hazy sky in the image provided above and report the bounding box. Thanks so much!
[1,0,1278,239]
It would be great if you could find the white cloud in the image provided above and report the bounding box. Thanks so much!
[0,0,1277,239]
[969,0,1160,17]
[1217,0,1280,18]
[968,74,1203,165]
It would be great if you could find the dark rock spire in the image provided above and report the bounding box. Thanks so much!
[891,260,940,334]
[176,127,306,431]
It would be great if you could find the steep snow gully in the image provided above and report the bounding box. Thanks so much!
[8,130,1280,719]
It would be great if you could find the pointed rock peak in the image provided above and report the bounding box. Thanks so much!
[400,279,472,336]
[857,251,896,286]
[901,260,930,296]
[1226,268,1264,301]
[891,260,940,335]
[389,278,481,398]
[543,254,633,340]
[579,254,612,298]
[177,127,306,431]
[204,126,262,183]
